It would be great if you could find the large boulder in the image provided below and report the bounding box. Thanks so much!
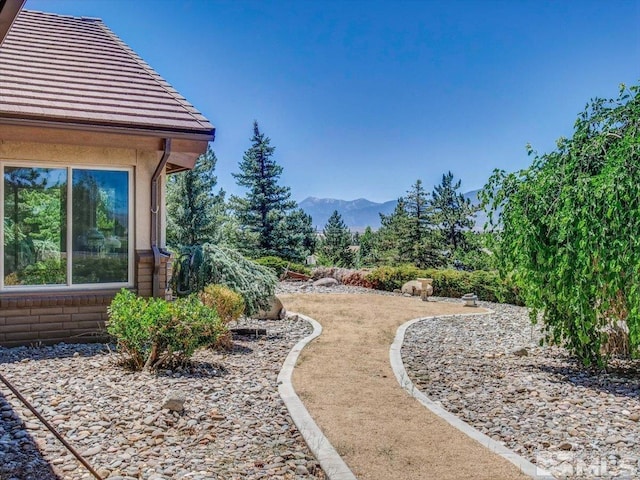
[256,296,286,320]
[401,280,423,296]
[313,277,339,288]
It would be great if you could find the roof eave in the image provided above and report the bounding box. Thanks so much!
[0,115,215,143]
[0,0,25,46]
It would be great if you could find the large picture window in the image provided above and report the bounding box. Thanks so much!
[2,165,131,289]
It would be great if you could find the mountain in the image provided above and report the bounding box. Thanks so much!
[299,190,488,232]
[299,197,397,232]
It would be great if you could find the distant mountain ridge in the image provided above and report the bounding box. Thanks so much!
[299,190,486,232]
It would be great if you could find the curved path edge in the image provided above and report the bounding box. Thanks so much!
[390,311,556,480]
[278,312,357,480]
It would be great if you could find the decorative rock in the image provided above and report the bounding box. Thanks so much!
[255,296,286,320]
[162,392,186,412]
[312,277,339,288]
[401,280,423,296]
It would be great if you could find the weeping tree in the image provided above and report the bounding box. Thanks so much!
[481,84,640,367]
[171,244,277,317]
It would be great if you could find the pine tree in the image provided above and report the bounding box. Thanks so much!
[404,179,432,247]
[321,210,354,267]
[357,226,377,266]
[376,197,411,265]
[166,145,225,248]
[404,179,444,267]
[274,208,316,262]
[430,171,477,253]
[231,121,309,261]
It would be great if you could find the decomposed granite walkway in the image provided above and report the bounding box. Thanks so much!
[279,293,531,480]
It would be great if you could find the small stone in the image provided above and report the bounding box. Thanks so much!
[605,435,623,445]
[558,442,573,451]
[629,412,640,422]
[313,277,339,287]
[83,445,102,456]
[295,465,309,475]
[162,392,186,412]
[209,409,225,421]
[512,347,528,357]
[143,415,155,426]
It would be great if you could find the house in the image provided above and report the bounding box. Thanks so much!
[0,3,215,346]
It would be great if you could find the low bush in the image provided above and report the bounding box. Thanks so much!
[199,284,245,323]
[199,284,245,350]
[366,265,522,305]
[107,289,225,370]
[365,264,423,291]
[254,256,311,278]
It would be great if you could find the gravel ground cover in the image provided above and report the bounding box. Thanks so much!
[0,316,325,480]
[402,301,640,479]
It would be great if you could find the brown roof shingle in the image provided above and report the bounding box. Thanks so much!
[0,10,214,138]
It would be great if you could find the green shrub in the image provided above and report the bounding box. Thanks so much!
[107,289,225,370]
[199,284,245,350]
[172,244,277,316]
[200,284,245,323]
[365,264,424,291]
[255,256,310,278]
[366,265,522,305]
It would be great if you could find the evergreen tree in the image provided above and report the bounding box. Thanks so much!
[321,210,354,267]
[166,145,225,248]
[357,226,377,266]
[376,197,411,265]
[230,121,309,261]
[274,208,317,262]
[430,171,476,253]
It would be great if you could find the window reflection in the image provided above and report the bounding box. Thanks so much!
[72,169,129,284]
[3,167,67,286]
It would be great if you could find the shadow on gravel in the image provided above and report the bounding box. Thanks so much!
[0,342,111,365]
[153,360,228,379]
[535,362,640,399]
[0,391,61,480]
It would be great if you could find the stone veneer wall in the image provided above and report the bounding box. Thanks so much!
[0,251,172,347]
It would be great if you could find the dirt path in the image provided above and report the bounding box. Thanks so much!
[280,293,530,480]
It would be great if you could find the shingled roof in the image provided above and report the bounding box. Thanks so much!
[0,9,214,138]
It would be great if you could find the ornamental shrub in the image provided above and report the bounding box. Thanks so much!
[172,244,277,316]
[365,264,423,291]
[482,84,640,366]
[107,289,224,370]
[199,284,245,350]
[200,284,245,323]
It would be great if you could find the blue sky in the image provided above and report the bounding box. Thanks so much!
[26,0,640,202]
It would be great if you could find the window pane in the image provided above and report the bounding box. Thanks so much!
[72,169,128,284]
[3,167,67,286]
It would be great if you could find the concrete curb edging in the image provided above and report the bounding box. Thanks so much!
[278,313,357,480]
[390,312,556,480]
